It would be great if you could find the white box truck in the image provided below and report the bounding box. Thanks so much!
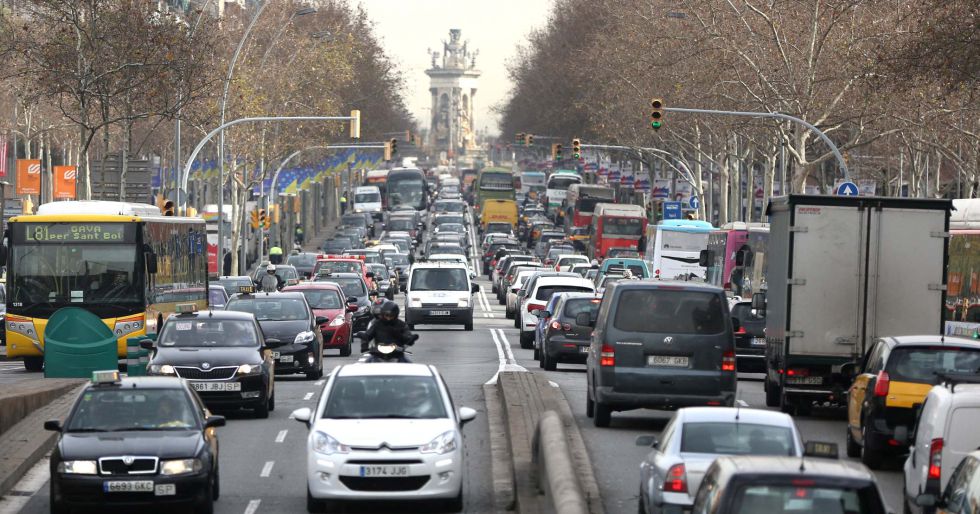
[757,195,951,415]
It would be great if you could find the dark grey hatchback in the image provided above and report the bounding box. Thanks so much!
[584,280,737,427]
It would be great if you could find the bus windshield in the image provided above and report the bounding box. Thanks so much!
[480,172,514,190]
[602,217,644,236]
[547,175,580,190]
[9,243,142,315]
[577,197,605,214]
[387,173,427,210]
[661,230,710,253]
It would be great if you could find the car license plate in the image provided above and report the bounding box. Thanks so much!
[155,484,176,496]
[786,376,824,385]
[429,310,450,316]
[103,480,154,493]
[272,351,280,358]
[579,346,589,354]
[648,355,689,367]
[359,465,409,477]
[192,382,241,392]
[277,355,294,363]
[751,337,766,347]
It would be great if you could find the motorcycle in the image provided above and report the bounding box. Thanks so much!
[354,332,419,363]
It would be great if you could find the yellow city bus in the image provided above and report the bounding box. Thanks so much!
[2,201,208,371]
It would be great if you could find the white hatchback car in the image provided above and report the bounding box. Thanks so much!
[518,274,595,348]
[293,363,477,512]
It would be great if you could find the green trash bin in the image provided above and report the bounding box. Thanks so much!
[43,307,118,378]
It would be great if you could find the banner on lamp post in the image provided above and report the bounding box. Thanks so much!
[53,165,77,199]
[16,159,41,195]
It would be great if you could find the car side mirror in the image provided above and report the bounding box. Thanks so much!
[43,419,62,432]
[204,415,226,429]
[731,317,741,333]
[635,435,658,448]
[751,292,766,311]
[698,249,711,268]
[291,407,312,425]
[366,272,375,278]
[575,312,593,327]
[458,406,477,426]
[347,304,359,312]
[915,494,937,508]
[471,283,480,294]
[139,339,155,351]
[315,316,329,325]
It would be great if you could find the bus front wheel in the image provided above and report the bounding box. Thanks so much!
[24,356,43,372]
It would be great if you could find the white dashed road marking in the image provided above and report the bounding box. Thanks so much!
[244,499,261,514]
[303,392,314,401]
[275,429,288,443]
[260,461,275,478]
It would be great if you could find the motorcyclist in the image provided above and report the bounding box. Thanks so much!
[258,264,283,292]
[359,302,415,362]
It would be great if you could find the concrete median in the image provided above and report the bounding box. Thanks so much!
[486,370,603,514]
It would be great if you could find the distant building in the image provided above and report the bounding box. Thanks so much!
[425,29,481,159]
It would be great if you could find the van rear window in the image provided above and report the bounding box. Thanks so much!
[885,347,980,383]
[613,290,725,334]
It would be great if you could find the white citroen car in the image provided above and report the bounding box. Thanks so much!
[293,363,476,512]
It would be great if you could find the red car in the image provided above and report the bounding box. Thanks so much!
[283,283,356,356]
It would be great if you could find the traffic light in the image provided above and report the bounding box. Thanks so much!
[250,209,260,229]
[258,209,267,230]
[350,109,361,140]
[390,138,398,156]
[162,199,175,216]
[525,134,534,146]
[572,138,582,159]
[515,132,525,145]
[552,143,563,160]
[404,130,411,142]
[650,98,664,130]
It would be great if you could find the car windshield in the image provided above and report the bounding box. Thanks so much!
[254,266,299,281]
[323,375,447,419]
[536,285,593,301]
[316,277,367,298]
[885,347,980,383]
[67,388,197,432]
[218,278,253,296]
[435,215,464,225]
[433,202,466,213]
[288,253,317,267]
[341,215,367,227]
[317,261,362,274]
[614,290,724,334]
[208,288,227,308]
[411,268,469,291]
[680,422,794,455]
[159,319,258,347]
[298,289,343,309]
[387,219,415,231]
[431,245,465,255]
[732,484,884,514]
[226,298,310,321]
[562,298,601,318]
[355,192,380,203]
[547,176,580,189]
[370,266,390,279]
[388,254,411,266]
[438,223,465,233]
[731,302,765,322]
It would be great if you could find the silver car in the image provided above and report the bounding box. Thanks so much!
[636,407,803,514]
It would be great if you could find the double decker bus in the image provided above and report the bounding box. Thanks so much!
[643,219,715,280]
[475,167,515,212]
[589,203,647,259]
[385,168,428,213]
[564,184,615,230]
[2,201,208,371]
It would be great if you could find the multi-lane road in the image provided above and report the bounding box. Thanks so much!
[2,246,905,514]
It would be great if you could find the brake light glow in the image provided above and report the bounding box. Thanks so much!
[873,371,890,397]
[722,351,736,372]
[735,326,746,335]
[787,368,809,377]
[600,344,615,366]
[527,303,544,313]
[550,321,562,330]
[928,438,943,480]
[664,464,687,493]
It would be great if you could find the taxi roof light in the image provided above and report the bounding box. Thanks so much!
[238,285,255,294]
[91,369,121,385]
[176,303,198,314]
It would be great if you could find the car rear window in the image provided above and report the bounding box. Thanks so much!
[535,285,593,301]
[731,303,765,322]
[732,484,883,514]
[680,422,794,455]
[613,290,725,334]
[885,347,980,383]
[562,298,601,318]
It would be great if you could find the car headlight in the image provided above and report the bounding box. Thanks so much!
[160,458,202,476]
[237,364,261,375]
[457,298,469,308]
[294,331,316,345]
[420,430,457,455]
[328,316,346,327]
[58,460,98,475]
[409,298,422,307]
[312,431,350,455]
[148,364,176,375]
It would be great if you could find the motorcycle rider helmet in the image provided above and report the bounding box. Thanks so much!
[267,264,277,274]
[379,301,399,322]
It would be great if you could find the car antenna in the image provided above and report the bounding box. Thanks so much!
[734,402,740,421]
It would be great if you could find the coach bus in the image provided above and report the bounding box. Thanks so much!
[2,201,208,371]
[475,167,516,211]
[643,219,715,280]
[386,168,428,213]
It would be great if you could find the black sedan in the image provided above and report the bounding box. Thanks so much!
[313,272,372,332]
[148,310,275,418]
[731,301,767,372]
[45,373,224,514]
[226,291,326,380]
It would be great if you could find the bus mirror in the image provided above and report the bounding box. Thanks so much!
[0,243,6,267]
[146,252,158,274]
[734,250,745,267]
[698,249,711,268]
[751,292,766,311]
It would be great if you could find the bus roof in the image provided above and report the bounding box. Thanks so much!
[657,219,715,232]
[594,203,645,217]
[365,169,390,178]
[553,169,580,175]
[569,184,615,197]
[520,170,546,176]
[718,221,769,231]
[481,167,513,174]
[36,200,161,217]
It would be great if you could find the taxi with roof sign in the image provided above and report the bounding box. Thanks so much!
[44,371,224,513]
[147,304,275,418]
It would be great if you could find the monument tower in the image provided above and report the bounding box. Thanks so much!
[426,29,481,159]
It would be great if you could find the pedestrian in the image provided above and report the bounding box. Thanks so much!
[269,245,284,265]
[294,225,304,246]
[222,249,232,276]
[340,194,348,214]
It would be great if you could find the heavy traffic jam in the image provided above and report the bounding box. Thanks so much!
[4,163,980,514]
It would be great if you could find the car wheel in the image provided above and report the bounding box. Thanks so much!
[212,464,220,500]
[340,340,352,357]
[514,316,520,329]
[306,367,322,380]
[255,394,270,419]
[307,487,326,513]
[765,379,781,407]
[195,480,214,514]
[593,400,612,428]
[533,347,540,361]
[543,351,557,371]
[24,356,43,372]
[408,324,416,330]
[49,483,69,514]
[519,331,533,349]
[845,425,862,458]
[861,419,883,469]
[505,308,514,320]
[464,320,473,331]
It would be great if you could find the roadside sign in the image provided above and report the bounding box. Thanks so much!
[835,181,859,196]
[689,195,700,210]
[663,201,682,220]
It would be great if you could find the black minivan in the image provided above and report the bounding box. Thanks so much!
[584,281,738,427]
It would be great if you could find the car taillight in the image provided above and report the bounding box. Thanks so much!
[787,368,809,377]
[722,351,736,372]
[600,344,615,367]
[873,371,890,397]
[507,274,514,282]
[528,303,544,313]
[664,464,687,493]
[928,438,943,480]
[550,320,562,330]
[545,259,553,265]
[735,326,746,335]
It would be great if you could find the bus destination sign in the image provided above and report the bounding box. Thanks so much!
[24,223,130,242]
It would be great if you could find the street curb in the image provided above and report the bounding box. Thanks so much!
[534,411,588,514]
[548,383,604,513]
[0,384,84,498]
[484,383,516,513]
[0,379,84,437]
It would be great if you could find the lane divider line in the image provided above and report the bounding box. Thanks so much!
[485,328,527,385]
[275,429,288,443]
[314,380,324,386]
[244,499,261,514]
[303,392,314,401]
[496,328,517,363]
[260,461,275,478]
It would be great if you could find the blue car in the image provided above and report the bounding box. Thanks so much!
[532,295,563,361]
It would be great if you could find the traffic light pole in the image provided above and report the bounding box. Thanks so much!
[662,106,851,181]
